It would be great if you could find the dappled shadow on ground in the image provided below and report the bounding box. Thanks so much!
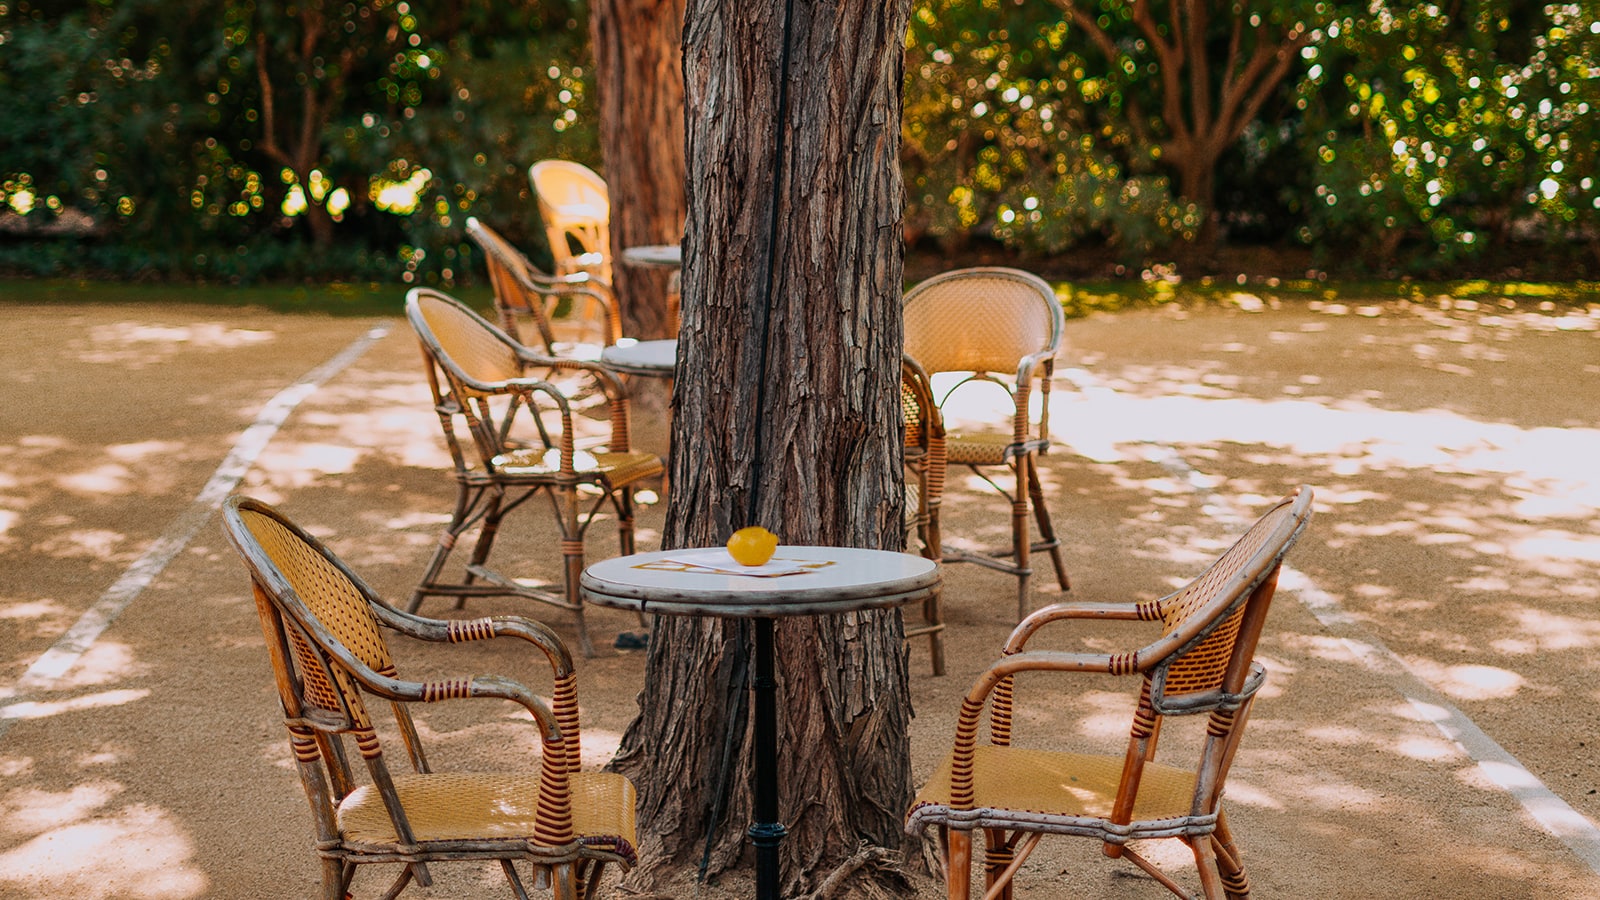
[2,296,1599,898]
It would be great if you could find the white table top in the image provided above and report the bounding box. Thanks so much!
[581,546,939,617]
[620,244,683,268]
[599,338,677,376]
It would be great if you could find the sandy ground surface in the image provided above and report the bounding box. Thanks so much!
[2,292,1599,899]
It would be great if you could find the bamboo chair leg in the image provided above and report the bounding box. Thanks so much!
[1010,457,1032,622]
[1212,810,1251,899]
[982,828,1015,900]
[407,483,484,613]
[552,862,579,900]
[924,593,946,676]
[319,857,344,900]
[461,493,510,608]
[499,859,534,900]
[1024,455,1070,591]
[948,829,973,900]
[1192,835,1229,900]
[560,488,596,658]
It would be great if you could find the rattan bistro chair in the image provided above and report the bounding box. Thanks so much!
[466,217,623,357]
[902,267,1071,621]
[529,160,611,283]
[906,487,1314,900]
[405,288,663,657]
[902,354,948,674]
[221,496,636,900]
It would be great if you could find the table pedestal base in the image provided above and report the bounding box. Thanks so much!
[751,617,783,899]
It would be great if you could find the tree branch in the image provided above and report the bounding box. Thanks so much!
[1182,0,1212,147]
[1051,0,1157,149]
[253,32,291,170]
[1224,24,1308,149]
[1131,0,1189,148]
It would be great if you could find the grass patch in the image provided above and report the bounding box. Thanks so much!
[0,278,494,317]
[1054,275,1600,319]
[5,275,1597,321]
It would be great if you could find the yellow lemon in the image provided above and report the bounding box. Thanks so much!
[726,526,779,566]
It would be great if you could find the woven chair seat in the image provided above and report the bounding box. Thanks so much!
[491,448,664,488]
[909,745,1200,835]
[339,771,637,861]
[944,431,1021,467]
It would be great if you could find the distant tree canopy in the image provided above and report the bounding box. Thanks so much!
[1,0,595,282]
[902,0,1600,273]
[3,0,1598,282]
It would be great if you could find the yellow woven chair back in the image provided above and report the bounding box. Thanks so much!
[412,288,522,389]
[236,504,395,733]
[1148,490,1311,712]
[903,267,1063,376]
[529,160,611,278]
[464,217,561,349]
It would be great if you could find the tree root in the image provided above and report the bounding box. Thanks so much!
[794,841,906,900]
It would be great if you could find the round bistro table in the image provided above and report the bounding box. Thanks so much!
[597,337,677,378]
[580,545,941,900]
[619,243,683,269]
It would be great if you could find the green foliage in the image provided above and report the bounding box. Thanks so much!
[1297,1,1600,273]
[0,0,598,283]
[5,0,1600,281]
[902,0,1199,261]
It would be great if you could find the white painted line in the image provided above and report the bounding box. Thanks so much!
[1054,365,1600,875]
[0,323,391,740]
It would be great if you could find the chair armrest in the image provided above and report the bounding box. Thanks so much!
[944,650,1127,809]
[508,356,637,454]
[371,607,576,680]
[1004,600,1156,654]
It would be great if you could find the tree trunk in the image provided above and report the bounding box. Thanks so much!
[588,0,688,341]
[609,1,914,895]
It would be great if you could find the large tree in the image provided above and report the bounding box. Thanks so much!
[608,0,916,895]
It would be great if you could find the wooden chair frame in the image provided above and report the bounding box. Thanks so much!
[902,354,948,674]
[404,287,663,657]
[907,487,1315,900]
[528,159,612,323]
[902,267,1071,621]
[465,216,623,356]
[221,495,636,900]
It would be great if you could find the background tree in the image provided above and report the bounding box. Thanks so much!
[608,0,915,894]
[587,0,686,341]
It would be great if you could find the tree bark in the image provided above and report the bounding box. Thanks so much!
[609,1,914,894]
[587,0,688,341]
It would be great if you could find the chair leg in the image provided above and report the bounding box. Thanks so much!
[1212,811,1251,899]
[319,857,345,900]
[558,487,596,658]
[1010,456,1032,622]
[1024,455,1070,591]
[924,593,946,676]
[407,482,490,613]
[1192,834,1229,900]
[982,829,1016,900]
[947,829,973,900]
[551,862,579,900]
